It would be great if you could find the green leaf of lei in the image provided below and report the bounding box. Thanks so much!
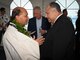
[12,20,30,37]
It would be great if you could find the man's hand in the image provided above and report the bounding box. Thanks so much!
[35,36,45,45]
[40,29,47,35]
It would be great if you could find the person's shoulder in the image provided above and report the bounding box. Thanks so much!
[58,15,69,24]
[60,15,68,20]
[4,25,16,36]
[29,17,36,22]
[7,25,17,32]
[29,17,35,20]
[29,18,36,24]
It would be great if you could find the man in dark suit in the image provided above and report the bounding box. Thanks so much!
[40,2,75,60]
[28,6,51,39]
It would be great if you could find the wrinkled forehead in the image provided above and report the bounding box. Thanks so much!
[46,5,52,12]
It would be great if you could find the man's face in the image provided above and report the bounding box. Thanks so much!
[1,10,5,15]
[63,11,68,16]
[16,8,29,26]
[33,9,41,19]
[46,5,57,23]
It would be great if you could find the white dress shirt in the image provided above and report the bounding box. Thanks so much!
[36,18,42,38]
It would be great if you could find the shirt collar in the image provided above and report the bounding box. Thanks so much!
[51,14,62,25]
[36,17,42,20]
[54,14,62,23]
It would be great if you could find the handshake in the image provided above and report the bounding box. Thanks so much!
[35,36,45,45]
[30,31,45,45]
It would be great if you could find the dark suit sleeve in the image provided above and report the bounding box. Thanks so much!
[28,18,36,32]
[52,17,75,59]
[42,17,51,30]
[27,18,37,38]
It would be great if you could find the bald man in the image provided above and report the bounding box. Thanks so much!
[2,7,45,60]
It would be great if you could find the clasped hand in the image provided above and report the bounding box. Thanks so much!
[33,36,45,45]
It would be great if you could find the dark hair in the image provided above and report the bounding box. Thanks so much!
[0,7,6,14]
[0,7,5,12]
[49,2,61,12]
[11,7,21,21]
[63,9,67,13]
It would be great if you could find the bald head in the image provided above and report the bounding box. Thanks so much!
[11,7,29,26]
[11,7,26,20]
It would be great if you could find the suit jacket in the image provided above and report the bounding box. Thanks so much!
[28,16,51,39]
[40,15,75,60]
[3,24,40,60]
